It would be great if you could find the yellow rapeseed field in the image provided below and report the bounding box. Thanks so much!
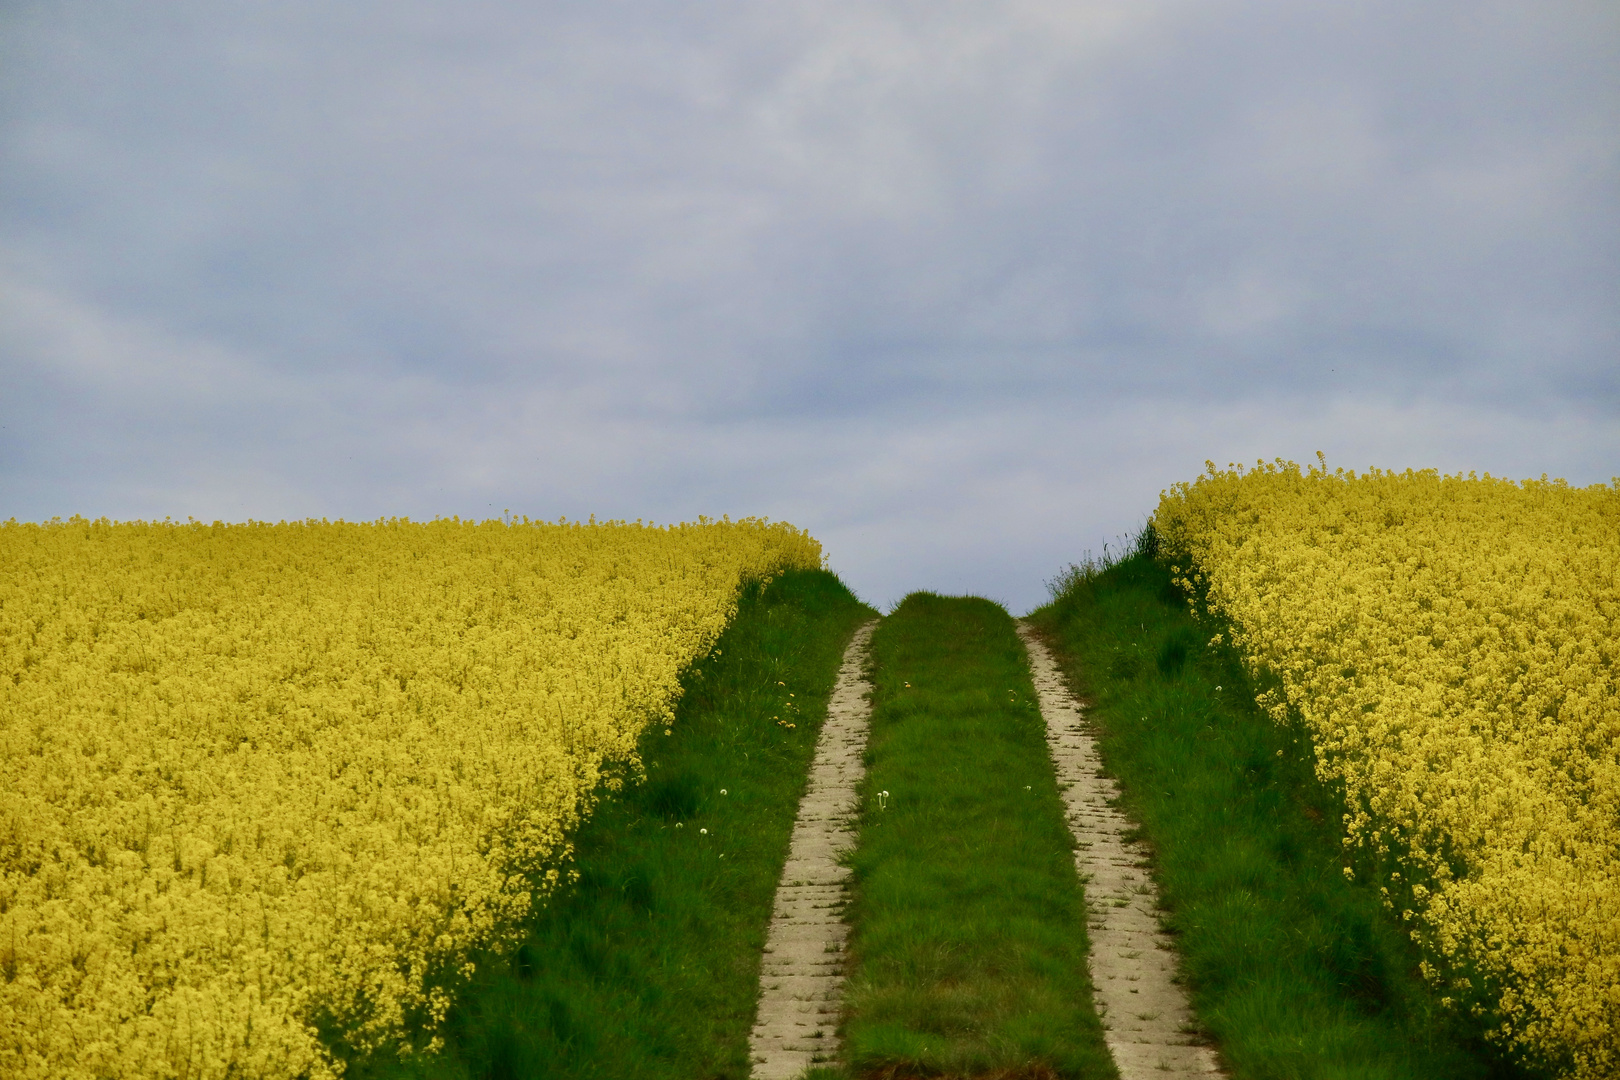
[0,515,821,1080]
[1155,458,1619,1077]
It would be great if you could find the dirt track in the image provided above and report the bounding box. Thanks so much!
[748,619,1221,1079]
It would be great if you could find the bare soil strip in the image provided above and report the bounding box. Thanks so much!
[749,620,878,1080]
[1018,623,1224,1078]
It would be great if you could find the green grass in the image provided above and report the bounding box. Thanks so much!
[345,567,876,1080]
[1026,538,1534,1080]
[832,593,1117,1080]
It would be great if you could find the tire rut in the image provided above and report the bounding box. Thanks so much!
[1019,622,1224,1079]
[749,619,877,1079]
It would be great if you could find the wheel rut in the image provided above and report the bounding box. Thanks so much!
[1019,622,1223,1079]
[748,619,876,1080]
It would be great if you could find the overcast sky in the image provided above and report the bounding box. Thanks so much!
[3,1,1616,611]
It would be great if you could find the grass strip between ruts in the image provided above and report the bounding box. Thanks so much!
[829,593,1117,1080]
[1026,541,1537,1080]
[345,567,876,1080]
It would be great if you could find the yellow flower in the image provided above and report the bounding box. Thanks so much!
[1156,461,1619,1077]
[0,514,821,1080]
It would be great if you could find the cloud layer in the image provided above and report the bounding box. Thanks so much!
[3,0,1616,609]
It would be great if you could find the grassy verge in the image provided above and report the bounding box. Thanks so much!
[350,567,876,1080]
[830,593,1116,1080]
[1026,540,1531,1080]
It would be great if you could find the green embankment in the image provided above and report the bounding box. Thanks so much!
[829,593,1116,1080]
[349,567,876,1080]
[1027,537,1533,1080]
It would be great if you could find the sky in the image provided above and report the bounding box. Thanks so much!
[2,1,1616,612]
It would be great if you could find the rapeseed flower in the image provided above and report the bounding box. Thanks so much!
[1157,459,1618,1077]
[0,514,820,1079]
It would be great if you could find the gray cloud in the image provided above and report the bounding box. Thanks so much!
[3,0,1616,610]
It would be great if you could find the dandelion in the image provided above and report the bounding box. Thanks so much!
[719,789,727,796]
[700,828,707,835]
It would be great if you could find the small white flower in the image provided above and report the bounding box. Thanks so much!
[719,788,727,795]
[700,828,708,835]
